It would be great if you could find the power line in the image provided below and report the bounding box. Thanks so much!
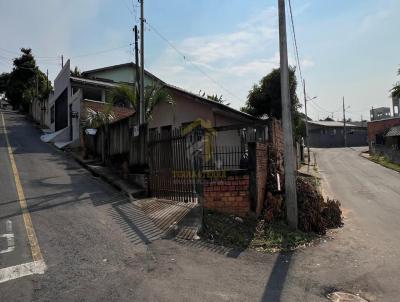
[70,44,132,59]
[287,0,303,86]
[145,20,242,103]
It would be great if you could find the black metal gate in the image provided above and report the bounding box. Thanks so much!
[55,88,68,131]
[148,128,203,203]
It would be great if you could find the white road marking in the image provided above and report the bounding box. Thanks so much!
[0,260,46,283]
[0,219,15,254]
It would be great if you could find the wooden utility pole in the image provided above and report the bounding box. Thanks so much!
[278,0,298,229]
[61,55,64,68]
[139,0,145,125]
[343,97,347,147]
[303,79,310,166]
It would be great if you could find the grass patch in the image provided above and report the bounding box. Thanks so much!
[201,210,318,253]
[369,154,400,173]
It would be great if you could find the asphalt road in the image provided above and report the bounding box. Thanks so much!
[1,109,400,301]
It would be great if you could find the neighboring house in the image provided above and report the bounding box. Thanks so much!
[370,107,391,121]
[367,117,400,146]
[393,97,400,117]
[368,119,400,164]
[81,62,268,149]
[45,60,124,147]
[308,120,367,148]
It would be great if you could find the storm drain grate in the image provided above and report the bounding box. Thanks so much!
[326,291,368,302]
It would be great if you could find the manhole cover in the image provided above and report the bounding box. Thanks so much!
[327,291,368,302]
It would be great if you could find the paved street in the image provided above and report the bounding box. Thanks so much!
[1,110,400,301]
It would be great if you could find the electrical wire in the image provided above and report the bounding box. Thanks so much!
[145,20,242,103]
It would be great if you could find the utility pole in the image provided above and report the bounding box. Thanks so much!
[139,0,145,125]
[61,55,64,68]
[343,97,347,147]
[303,79,310,166]
[134,25,140,121]
[278,0,298,230]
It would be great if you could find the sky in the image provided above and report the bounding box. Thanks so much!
[0,0,399,121]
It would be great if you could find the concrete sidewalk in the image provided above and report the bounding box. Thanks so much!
[68,150,145,199]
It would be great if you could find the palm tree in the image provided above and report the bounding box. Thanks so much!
[108,82,173,119]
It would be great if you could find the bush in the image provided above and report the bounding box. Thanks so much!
[295,177,343,235]
[321,198,343,229]
[296,177,326,234]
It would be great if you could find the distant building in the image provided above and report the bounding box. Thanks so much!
[308,121,367,148]
[370,107,391,121]
[393,97,400,117]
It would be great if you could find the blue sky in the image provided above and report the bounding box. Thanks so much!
[0,0,399,121]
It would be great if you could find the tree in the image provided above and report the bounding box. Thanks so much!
[241,67,303,139]
[108,82,173,120]
[199,90,230,105]
[0,72,10,94]
[323,116,334,121]
[71,66,81,77]
[391,68,400,98]
[4,48,52,111]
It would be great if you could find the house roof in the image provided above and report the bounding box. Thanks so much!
[82,100,135,125]
[164,83,264,123]
[386,125,400,137]
[71,76,118,88]
[81,62,163,83]
[82,62,264,123]
[308,120,361,128]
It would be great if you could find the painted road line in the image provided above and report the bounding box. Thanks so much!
[0,111,46,274]
[0,220,15,254]
[0,260,46,283]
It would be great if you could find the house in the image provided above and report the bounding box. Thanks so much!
[80,62,268,149]
[393,97,400,117]
[367,117,400,146]
[44,60,134,147]
[368,117,400,164]
[370,107,391,121]
[308,120,367,148]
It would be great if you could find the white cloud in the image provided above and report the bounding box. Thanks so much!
[148,7,284,108]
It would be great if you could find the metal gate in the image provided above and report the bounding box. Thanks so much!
[148,128,203,203]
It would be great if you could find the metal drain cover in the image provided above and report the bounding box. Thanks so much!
[327,291,368,302]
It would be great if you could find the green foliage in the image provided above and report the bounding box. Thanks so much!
[241,67,303,140]
[199,90,230,105]
[108,84,137,109]
[85,102,115,129]
[241,67,301,118]
[108,82,173,120]
[0,72,10,94]
[3,48,52,111]
[144,83,173,120]
[71,66,81,77]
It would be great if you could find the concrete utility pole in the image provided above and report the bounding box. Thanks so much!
[134,25,140,119]
[278,0,298,230]
[303,79,310,166]
[139,0,145,125]
[343,97,347,147]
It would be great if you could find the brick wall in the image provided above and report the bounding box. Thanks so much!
[367,117,400,143]
[203,171,250,217]
[269,118,284,155]
[255,143,268,216]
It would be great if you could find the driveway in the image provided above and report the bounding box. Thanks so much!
[1,109,400,301]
